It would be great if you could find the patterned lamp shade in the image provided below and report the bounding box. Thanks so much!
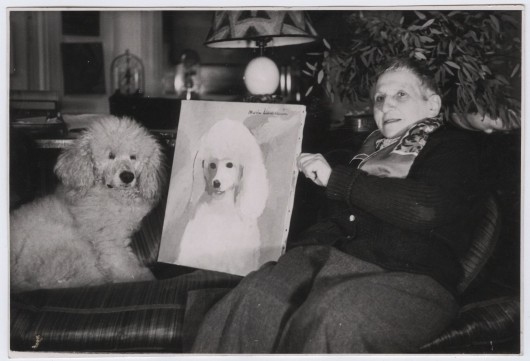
[204,10,318,48]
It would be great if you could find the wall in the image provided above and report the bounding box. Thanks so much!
[9,11,163,114]
[9,10,338,116]
[165,11,253,66]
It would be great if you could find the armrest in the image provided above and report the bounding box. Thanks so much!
[420,290,520,353]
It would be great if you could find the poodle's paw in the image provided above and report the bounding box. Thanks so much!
[109,266,155,283]
[130,267,156,281]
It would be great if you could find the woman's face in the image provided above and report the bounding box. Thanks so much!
[373,69,439,138]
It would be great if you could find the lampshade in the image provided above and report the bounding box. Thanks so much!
[204,10,318,49]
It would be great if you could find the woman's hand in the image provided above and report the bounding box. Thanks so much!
[297,153,332,187]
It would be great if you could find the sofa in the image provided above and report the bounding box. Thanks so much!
[10,124,521,354]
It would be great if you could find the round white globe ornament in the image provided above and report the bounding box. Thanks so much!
[243,56,280,95]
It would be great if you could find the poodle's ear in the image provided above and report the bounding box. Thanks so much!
[138,140,165,202]
[188,143,207,209]
[237,142,269,219]
[54,132,95,193]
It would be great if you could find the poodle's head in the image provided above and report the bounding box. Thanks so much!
[202,156,241,197]
[54,116,165,202]
[191,119,269,219]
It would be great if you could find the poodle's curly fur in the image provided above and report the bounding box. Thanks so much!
[176,119,269,276]
[10,116,165,292]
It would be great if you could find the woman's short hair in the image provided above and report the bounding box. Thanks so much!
[373,57,441,99]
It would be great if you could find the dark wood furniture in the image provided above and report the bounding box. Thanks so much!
[108,94,182,130]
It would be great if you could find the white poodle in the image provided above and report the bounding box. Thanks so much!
[175,119,269,276]
[10,116,165,292]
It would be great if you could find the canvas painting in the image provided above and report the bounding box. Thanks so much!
[158,100,306,275]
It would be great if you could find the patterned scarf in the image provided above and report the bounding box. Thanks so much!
[351,116,444,178]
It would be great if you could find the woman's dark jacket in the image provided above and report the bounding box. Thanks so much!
[296,125,481,295]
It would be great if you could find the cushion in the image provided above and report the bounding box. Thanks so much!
[131,196,167,267]
[11,270,240,353]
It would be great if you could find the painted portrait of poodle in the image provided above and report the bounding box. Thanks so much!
[10,116,165,292]
[175,119,269,276]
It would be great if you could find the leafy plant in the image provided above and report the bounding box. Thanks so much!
[305,10,521,127]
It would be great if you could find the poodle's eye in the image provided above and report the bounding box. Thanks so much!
[109,152,115,159]
[209,163,216,170]
[226,162,233,168]
[130,155,136,160]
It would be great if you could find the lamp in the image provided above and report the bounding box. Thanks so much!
[204,10,318,98]
[174,49,202,100]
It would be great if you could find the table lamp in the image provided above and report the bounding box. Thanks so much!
[204,10,318,98]
[174,49,202,100]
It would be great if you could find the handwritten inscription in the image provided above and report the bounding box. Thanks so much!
[248,109,288,116]
[31,334,43,349]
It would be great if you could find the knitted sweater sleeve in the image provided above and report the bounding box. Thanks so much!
[325,130,480,232]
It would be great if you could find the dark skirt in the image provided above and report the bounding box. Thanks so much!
[191,245,458,354]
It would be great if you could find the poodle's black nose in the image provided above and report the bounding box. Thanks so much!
[213,180,221,189]
[120,171,135,184]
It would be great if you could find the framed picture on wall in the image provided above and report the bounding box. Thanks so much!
[61,42,105,95]
[158,100,306,276]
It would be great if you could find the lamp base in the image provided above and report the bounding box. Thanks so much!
[243,94,283,103]
[243,56,280,95]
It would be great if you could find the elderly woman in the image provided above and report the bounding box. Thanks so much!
[191,57,480,353]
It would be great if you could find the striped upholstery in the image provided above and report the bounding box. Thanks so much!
[131,196,167,267]
[456,195,501,294]
[420,296,520,353]
[10,270,241,352]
